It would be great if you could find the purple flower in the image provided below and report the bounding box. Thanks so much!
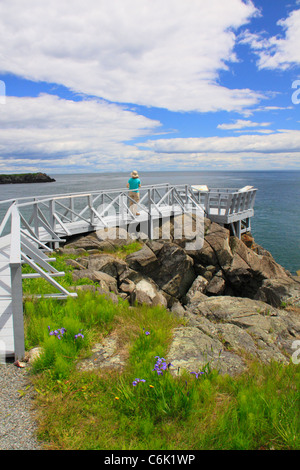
[48,326,66,338]
[74,329,84,340]
[132,378,146,386]
[74,332,84,339]
[190,371,205,379]
[143,328,150,335]
[152,356,173,375]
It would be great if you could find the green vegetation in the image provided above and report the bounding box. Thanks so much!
[23,252,300,450]
[99,240,143,258]
[22,241,143,297]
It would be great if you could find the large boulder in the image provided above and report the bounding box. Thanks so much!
[87,254,127,278]
[168,326,246,377]
[167,295,300,376]
[225,236,299,304]
[72,269,118,293]
[126,244,159,275]
[205,270,226,296]
[155,213,205,246]
[130,279,168,308]
[187,223,232,275]
[187,295,300,359]
[64,232,109,251]
[183,275,208,305]
[205,223,233,268]
[189,223,299,306]
[126,241,196,300]
[64,227,134,252]
[255,277,300,308]
[153,242,196,299]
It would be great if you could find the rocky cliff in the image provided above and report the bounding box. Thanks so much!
[0,172,55,184]
[55,215,300,376]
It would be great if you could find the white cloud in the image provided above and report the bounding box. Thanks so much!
[217,119,271,130]
[0,0,261,112]
[1,94,298,174]
[240,7,300,69]
[0,94,161,171]
[141,129,300,154]
[1,94,299,172]
[136,130,300,169]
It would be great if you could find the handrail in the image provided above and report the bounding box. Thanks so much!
[0,183,171,207]
[1,184,257,243]
[9,205,21,266]
[0,204,13,236]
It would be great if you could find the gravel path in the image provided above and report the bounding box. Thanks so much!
[0,362,43,450]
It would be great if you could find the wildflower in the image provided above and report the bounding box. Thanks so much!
[132,378,146,386]
[190,371,205,379]
[48,326,66,339]
[143,328,150,335]
[74,333,84,339]
[115,396,120,400]
[75,329,84,339]
[152,356,173,375]
[149,385,154,388]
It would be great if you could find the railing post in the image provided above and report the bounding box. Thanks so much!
[49,199,59,249]
[49,199,55,232]
[148,189,153,239]
[33,199,39,238]
[119,193,126,221]
[70,197,74,222]
[10,206,25,361]
[10,264,24,361]
[185,185,189,209]
[88,195,94,226]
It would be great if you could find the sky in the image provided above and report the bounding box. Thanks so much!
[0,0,300,174]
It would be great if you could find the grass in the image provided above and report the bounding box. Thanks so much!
[22,252,300,450]
[22,241,142,297]
[100,240,143,259]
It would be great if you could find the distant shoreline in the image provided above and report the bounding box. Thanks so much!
[0,172,56,184]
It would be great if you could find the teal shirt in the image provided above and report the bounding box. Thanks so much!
[128,177,141,192]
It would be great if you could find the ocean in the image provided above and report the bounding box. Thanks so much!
[0,170,299,274]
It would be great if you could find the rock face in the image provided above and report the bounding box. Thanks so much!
[57,215,300,376]
[0,172,55,184]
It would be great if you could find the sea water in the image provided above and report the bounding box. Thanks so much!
[0,170,299,274]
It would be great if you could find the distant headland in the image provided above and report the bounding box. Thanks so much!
[0,172,56,184]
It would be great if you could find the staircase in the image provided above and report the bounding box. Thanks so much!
[0,204,76,360]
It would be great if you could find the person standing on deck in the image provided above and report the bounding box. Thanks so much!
[127,170,141,216]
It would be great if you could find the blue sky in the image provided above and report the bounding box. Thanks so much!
[0,0,299,174]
